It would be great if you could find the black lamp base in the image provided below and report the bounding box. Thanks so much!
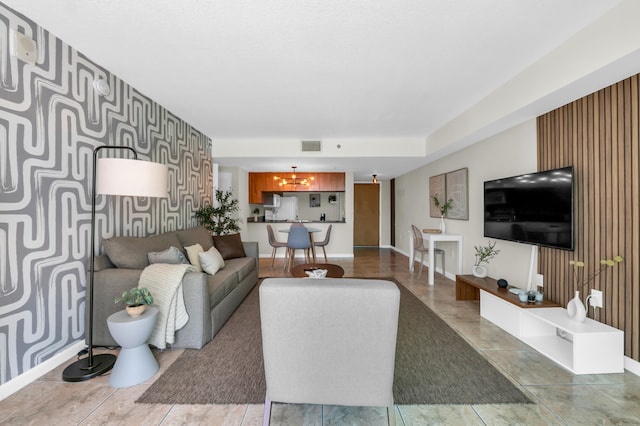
[62,353,116,382]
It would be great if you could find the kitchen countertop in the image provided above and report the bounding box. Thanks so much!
[247,218,345,224]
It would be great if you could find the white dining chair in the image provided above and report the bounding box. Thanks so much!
[411,225,445,279]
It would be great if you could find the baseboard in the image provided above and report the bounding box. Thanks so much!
[0,341,85,401]
[625,356,640,376]
[259,253,354,259]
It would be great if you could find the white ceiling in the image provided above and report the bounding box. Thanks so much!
[4,0,623,180]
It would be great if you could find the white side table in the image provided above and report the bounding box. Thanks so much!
[107,306,159,388]
[408,231,463,285]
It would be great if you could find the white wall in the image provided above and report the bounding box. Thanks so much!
[395,119,538,288]
[379,180,391,247]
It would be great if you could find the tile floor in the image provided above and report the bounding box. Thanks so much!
[2,248,639,425]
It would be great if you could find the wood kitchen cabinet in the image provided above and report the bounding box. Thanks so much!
[328,173,345,191]
[249,173,266,204]
[249,172,345,202]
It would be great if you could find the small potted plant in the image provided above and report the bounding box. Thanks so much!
[115,287,154,317]
[432,195,453,233]
[472,241,500,278]
[252,207,260,222]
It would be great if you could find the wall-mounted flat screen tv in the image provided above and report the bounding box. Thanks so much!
[484,166,574,250]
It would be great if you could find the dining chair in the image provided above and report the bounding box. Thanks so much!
[266,225,288,267]
[286,226,312,271]
[411,225,445,279]
[313,224,332,263]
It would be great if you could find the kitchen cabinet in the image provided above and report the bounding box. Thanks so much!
[249,173,266,204]
[249,172,345,202]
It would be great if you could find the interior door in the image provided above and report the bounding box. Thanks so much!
[354,183,380,246]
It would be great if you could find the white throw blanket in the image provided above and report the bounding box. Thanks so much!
[138,263,193,349]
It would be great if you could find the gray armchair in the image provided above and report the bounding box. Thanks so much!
[259,278,400,425]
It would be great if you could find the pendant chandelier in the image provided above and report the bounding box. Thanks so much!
[274,166,314,188]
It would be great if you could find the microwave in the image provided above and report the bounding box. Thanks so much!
[263,193,281,208]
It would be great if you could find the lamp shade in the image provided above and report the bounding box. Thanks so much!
[96,158,168,197]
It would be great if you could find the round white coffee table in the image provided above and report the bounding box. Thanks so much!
[107,306,159,388]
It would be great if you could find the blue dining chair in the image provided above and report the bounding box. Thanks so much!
[286,226,312,271]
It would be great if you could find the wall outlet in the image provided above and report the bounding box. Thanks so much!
[536,274,544,287]
[590,289,603,308]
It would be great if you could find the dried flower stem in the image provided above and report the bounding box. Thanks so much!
[569,256,624,291]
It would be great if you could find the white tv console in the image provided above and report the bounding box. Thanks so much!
[457,275,624,375]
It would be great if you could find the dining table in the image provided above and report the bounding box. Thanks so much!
[279,226,322,263]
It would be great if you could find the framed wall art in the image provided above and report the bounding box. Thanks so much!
[309,193,320,207]
[445,167,469,220]
[429,174,446,218]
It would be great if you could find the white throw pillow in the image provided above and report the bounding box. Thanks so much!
[199,246,226,275]
[184,243,204,272]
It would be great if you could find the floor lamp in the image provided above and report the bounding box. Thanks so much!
[62,145,168,382]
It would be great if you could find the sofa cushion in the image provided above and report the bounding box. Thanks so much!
[184,243,204,272]
[148,246,188,265]
[207,269,239,307]
[213,233,247,259]
[103,233,183,269]
[176,226,214,251]
[199,246,225,275]
[224,257,256,283]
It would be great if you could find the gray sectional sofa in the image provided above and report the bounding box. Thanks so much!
[88,226,259,349]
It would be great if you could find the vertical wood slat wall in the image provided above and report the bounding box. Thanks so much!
[537,74,640,361]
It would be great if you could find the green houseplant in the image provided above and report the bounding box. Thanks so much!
[432,195,453,217]
[115,287,154,317]
[195,189,242,235]
[432,195,453,233]
[252,207,260,222]
[472,241,500,278]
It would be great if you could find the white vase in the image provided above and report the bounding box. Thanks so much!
[440,216,446,233]
[472,265,487,278]
[567,290,587,323]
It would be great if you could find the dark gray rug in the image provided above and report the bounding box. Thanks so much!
[137,278,531,405]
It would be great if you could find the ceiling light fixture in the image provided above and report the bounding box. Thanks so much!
[372,174,378,184]
[274,166,314,189]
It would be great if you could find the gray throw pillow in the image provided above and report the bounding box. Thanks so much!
[148,246,188,265]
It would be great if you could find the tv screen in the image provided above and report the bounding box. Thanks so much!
[484,166,574,250]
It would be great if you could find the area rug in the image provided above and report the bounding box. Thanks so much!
[137,278,531,405]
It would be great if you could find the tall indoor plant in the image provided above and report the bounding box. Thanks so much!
[195,189,242,235]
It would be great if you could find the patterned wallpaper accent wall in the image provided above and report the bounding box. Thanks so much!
[0,4,213,384]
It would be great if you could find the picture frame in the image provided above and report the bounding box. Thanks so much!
[429,174,446,218]
[309,193,320,207]
[445,167,469,220]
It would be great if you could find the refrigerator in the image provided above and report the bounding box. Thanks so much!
[275,196,299,221]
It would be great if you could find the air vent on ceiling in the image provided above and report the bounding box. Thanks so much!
[301,140,322,152]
